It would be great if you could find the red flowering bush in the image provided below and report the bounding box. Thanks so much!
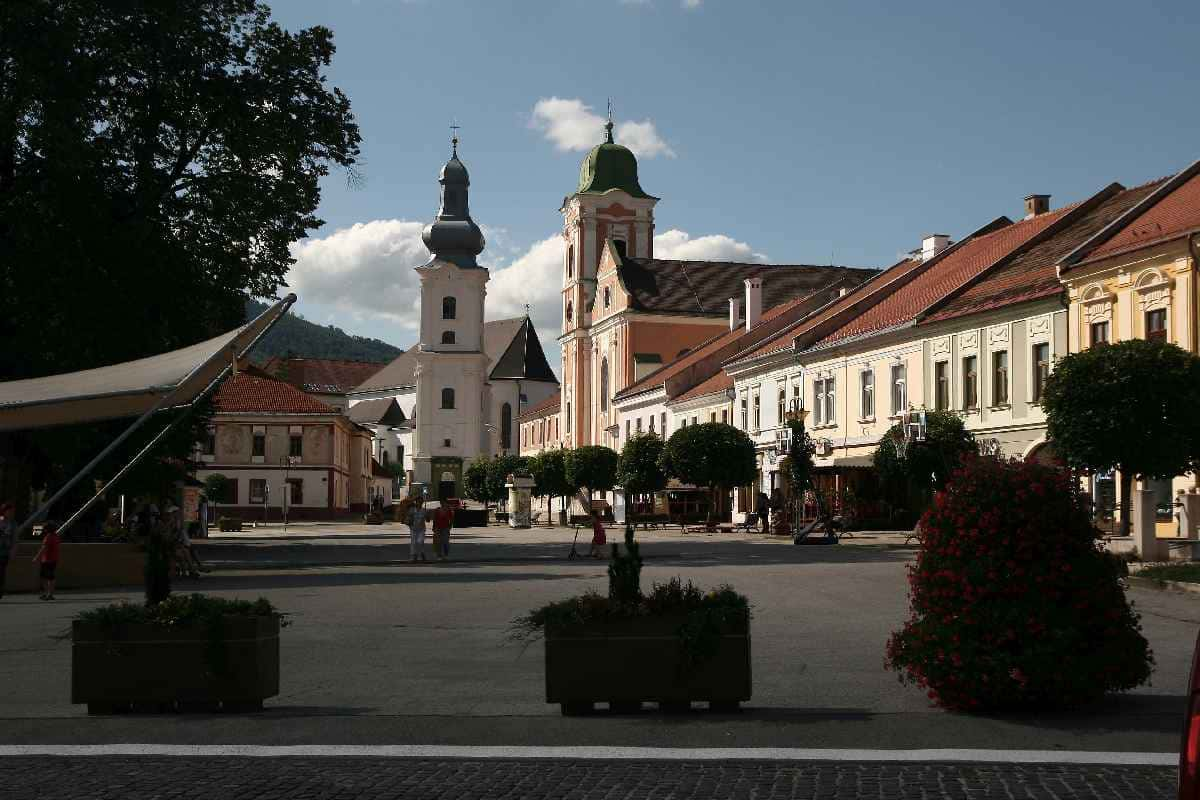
[885,456,1153,711]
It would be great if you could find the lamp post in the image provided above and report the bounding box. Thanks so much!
[280,456,299,533]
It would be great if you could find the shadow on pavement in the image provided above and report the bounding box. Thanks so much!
[179,570,605,591]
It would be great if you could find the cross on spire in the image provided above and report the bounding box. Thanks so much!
[450,120,460,156]
[605,98,614,144]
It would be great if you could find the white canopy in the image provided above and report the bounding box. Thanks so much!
[0,294,296,432]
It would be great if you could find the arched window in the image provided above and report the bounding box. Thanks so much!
[567,245,574,278]
[441,330,455,344]
[501,403,512,449]
[441,388,455,409]
[442,297,456,320]
[600,358,609,411]
[565,301,573,324]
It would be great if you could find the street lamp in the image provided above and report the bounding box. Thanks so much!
[280,456,299,532]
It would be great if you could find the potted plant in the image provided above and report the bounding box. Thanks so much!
[71,593,283,713]
[513,527,751,714]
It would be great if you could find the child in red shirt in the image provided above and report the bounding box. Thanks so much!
[431,498,455,561]
[33,521,61,601]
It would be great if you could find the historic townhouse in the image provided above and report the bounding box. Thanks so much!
[1059,159,1200,534]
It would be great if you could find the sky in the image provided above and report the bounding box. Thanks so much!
[270,0,1200,373]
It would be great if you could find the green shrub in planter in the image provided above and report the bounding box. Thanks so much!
[885,456,1153,711]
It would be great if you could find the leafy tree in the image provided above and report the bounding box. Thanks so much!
[529,449,571,514]
[0,0,360,516]
[873,409,976,520]
[463,458,492,507]
[487,453,528,510]
[203,474,230,504]
[659,423,756,526]
[616,434,667,502]
[565,446,618,507]
[1042,339,1200,535]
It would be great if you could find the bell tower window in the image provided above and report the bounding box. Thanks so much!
[567,244,574,278]
[441,331,455,345]
[442,297,456,320]
[441,388,455,409]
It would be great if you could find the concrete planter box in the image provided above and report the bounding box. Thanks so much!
[218,517,243,532]
[72,615,280,714]
[545,616,751,715]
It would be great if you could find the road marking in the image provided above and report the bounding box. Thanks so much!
[0,745,1177,765]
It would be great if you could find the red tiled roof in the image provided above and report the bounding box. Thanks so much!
[727,257,922,364]
[923,181,1166,324]
[673,371,733,404]
[1080,170,1200,263]
[814,208,1072,347]
[262,357,386,395]
[517,391,561,422]
[212,372,338,414]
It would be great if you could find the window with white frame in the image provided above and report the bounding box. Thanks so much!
[860,370,874,419]
[962,355,978,410]
[1032,343,1050,403]
[992,351,1009,406]
[890,363,906,415]
[752,390,761,432]
[740,394,748,429]
[777,386,786,425]
[1090,321,1109,346]
[814,377,836,426]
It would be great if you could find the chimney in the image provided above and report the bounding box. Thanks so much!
[921,234,950,262]
[728,296,742,332]
[744,277,762,331]
[1024,194,1050,219]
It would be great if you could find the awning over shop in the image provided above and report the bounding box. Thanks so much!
[814,454,875,472]
[0,295,296,432]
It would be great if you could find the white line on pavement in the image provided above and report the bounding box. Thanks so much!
[0,745,1178,765]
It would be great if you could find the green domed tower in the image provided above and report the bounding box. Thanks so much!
[576,119,657,200]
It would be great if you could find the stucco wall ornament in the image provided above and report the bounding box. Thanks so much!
[988,325,1009,346]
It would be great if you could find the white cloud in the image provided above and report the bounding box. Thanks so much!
[653,229,768,262]
[530,97,676,158]
[682,0,701,8]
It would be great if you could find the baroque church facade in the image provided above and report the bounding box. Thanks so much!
[558,118,875,451]
[347,137,557,500]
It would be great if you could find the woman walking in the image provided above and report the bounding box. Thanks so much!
[407,495,428,562]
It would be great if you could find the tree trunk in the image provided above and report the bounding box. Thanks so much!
[1118,469,1133,537]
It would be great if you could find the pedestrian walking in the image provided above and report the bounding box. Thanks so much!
[32,521,61,601]
[756,491,771,535]
[588,511,607,559]
[407,496,428,562]
[0,502,17,599]
[431,498,454,561]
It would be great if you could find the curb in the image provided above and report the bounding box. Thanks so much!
[1128,575,1200,595]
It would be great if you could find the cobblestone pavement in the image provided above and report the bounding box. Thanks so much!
[0,757,1175,799]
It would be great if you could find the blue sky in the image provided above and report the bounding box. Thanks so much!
[272,0,1200,365]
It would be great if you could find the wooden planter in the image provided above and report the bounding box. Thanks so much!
[72,615,280,714]
[545,616,751,715]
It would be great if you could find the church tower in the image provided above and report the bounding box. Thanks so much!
[411,134,491,499]
[558,113,658,446]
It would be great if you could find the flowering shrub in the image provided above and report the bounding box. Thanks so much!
[885,457,1153,711]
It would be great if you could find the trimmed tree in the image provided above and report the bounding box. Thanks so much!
[616,434,667,515]
[885,456,1153,711]
[659,422,756,527]
[565,446,619,512]
[529,449,571,517]
[873,409,976,521]
[463,457,492,507]
[487,454,528,511]
[1042,339,1200,536]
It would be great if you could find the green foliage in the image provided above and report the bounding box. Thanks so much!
[659,422,756,492]
[565,445,619,500]
[244,300,401,363]
[1043,339,1200,479]
[75,594,282,629]
[782,419,816,494]
[607,526,643,607]
[463,458,492,505]
[1,0,360,506]
[616,434,667,497]
[528,449,571,500]
[873,410,977,512]
[885,457,1153,711]
[203,474,230,504]
[487,453,528,504]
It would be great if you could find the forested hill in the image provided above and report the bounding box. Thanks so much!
[244,299,404,363]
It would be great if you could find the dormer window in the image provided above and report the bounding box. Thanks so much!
[441,331,455,345]
[442,297,456,320]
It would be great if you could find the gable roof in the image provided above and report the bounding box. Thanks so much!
[261,357,387,395]
[724,256,924,366]
[615,259,877,317]
[517,390,561,422]
[1062,160,1200,270]
[811,207,1073,349]
[347,397,407,426]
[673,370,733,404]
[213,371,338,415]
[614,285,844,402]
[488,317,558,382]
[923,180,1167,324]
